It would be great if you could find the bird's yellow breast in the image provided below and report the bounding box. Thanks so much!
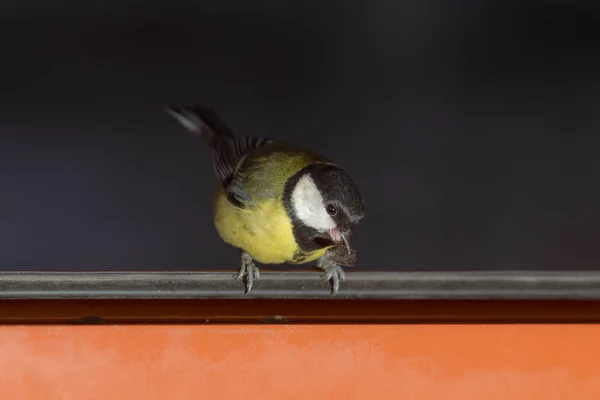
[213,184,327,265]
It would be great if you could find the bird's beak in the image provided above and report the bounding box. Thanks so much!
[329,228,351,254]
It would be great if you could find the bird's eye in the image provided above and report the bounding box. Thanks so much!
[326,203,337,216]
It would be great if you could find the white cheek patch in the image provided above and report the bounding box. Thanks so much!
[291,174,336,231]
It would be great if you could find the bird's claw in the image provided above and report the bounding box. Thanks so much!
[234,252,260,294]
[317,257,346,296]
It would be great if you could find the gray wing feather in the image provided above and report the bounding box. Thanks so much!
[165,105,273,206]
[213,135,273,188]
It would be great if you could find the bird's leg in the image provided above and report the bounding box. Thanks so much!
[316,254,347,296]
[233,251,260,294]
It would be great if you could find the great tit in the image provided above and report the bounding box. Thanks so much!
[165,105,365,295]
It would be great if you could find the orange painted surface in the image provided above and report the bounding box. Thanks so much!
[0,324,599,399]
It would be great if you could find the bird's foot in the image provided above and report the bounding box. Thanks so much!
[233,252,260,294]
[317,256,346,296]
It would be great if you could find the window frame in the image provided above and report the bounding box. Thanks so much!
[1,271,600,324]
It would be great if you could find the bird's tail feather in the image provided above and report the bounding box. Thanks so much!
[164,105,235,150]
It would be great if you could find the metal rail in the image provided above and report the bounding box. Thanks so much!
[1,270,600,300]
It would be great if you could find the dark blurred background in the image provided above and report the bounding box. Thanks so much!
[1,0,599,272]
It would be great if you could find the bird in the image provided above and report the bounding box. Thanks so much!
[165,104,365,295]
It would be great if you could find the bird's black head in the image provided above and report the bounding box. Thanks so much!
[283,163,365,253]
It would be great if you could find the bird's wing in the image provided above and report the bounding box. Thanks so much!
[213,135,274,189]
[165,105,274,207]
[215,135,275,206]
